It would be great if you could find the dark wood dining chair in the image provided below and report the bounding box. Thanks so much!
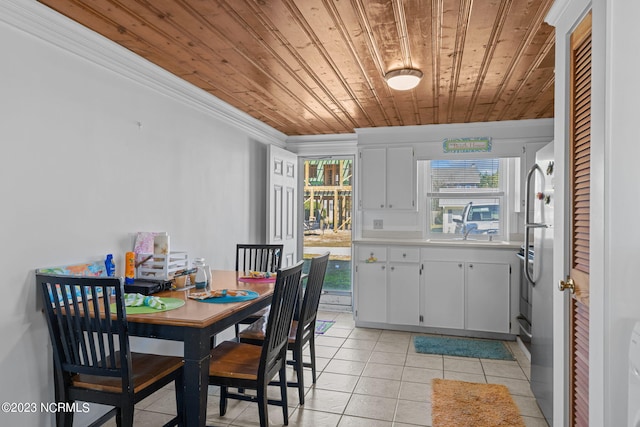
[233,244,284,337]
[36,273,184,427]
[239,252,330,404]
[207,260,303,427]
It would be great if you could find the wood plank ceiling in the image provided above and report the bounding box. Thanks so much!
[38,0,556,136]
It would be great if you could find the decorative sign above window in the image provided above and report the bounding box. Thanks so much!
[443,137,492,153]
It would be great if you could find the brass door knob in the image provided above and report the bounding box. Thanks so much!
[558,277,575,293]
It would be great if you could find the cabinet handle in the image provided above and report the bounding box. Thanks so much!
[381,265,386,270]
[390,266,395,271]
[380,204,384,208]
[469,264,473,269]
[402,253,406,258]
[458,263,462,268]
[388,204,393,208]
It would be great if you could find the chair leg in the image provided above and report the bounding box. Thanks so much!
[57,403,74,427]
[219,386,228,416]
[120,403,135,427]
[293,345,305,405]
[234,323,240,340]
[174,372,184,426]
[309,333,317,383]
[279,363,289,425]
[257,384,269,427]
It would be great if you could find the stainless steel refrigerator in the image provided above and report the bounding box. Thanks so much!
[524,141,554,425]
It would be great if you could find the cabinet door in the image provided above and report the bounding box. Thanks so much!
[466,262,510,333]
[356,262,387,323]
[386,146,415,209]
[388,263,420,326]
[423,261,465,329]
[360,148,386,209]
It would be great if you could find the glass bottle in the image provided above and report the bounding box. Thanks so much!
[193,258,209,290]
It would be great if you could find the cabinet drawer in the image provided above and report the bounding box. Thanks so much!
[389,247,419,263]
[357,246,387,262]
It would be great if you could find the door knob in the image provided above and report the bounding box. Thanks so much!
[558,277,575,293]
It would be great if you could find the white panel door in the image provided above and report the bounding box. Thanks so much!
[267,145,298,267]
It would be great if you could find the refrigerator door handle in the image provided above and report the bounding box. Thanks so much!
[524,164,542,284]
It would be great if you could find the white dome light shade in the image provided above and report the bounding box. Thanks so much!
[384,69,423,90]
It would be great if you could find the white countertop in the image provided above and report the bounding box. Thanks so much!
[353,238,523,249]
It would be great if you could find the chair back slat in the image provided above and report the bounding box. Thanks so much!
[299,252,330,333]
[259,261,303,378]
[236,244,283,274]
[37,274,131,383]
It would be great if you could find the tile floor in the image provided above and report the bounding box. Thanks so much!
[116,311,550,427]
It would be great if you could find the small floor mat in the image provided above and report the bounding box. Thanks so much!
[315,320,335,334]
[432,379,525,427]
[413,335,514,360]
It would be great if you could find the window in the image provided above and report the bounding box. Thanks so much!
[425,158,509,239]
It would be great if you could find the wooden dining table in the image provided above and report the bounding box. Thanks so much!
[123,269,276,427]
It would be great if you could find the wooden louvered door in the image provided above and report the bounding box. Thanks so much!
[560,11,592,427]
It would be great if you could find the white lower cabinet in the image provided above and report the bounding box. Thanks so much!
[355,243,513,335]
[422,261,465,329]
[465,262,510,333]
[388,262,420,326]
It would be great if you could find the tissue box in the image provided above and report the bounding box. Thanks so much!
[136,252,188,280]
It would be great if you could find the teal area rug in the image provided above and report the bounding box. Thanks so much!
[315,320,335,334]
[413,336,514,360]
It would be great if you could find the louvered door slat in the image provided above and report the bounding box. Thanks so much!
[568,11,592,427]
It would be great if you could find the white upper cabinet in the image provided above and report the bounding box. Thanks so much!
[359,146,415,210]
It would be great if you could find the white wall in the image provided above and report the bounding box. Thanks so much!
[0,2,285,425]
[606,0,640,425]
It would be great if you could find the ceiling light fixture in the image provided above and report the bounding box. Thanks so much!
[384,68,423,91]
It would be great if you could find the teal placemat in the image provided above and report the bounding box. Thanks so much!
[110,297,185,314]
[195,290,259,304]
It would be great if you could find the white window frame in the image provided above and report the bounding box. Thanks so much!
[423,158,510,241]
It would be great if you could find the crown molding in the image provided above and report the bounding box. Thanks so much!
[286,133,357,156]
[1,0,287,147]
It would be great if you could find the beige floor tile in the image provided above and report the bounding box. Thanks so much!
[512,395,545,418]
[302,388,352,414]
[288,407,342,427]
[394,399,431,426]
[486,376,535,397]
[140,388,179,415]
[443,356,484,374]
[398,381,432,402]
[230,400,294,427]
[347,328,382,341]
[482,360,528,380]
[361,362,404,381]
[333,347,372,363]
[378,330,412,344]
[523,415,551,427]
[401,366,442,384]
[324,359,367,376]
[443,371,487,383]
[368,351,406,366]
[315,372,360,393]
[353,376,401,398]
[205,397,251,425]
[322,327,352,338]
[373,340,409,354]
[341,338,377,351]
[337,414,392,427]
[343,395,397,421]
[315,345,340,359]
[405,353,443,370]
[316,336,348,348]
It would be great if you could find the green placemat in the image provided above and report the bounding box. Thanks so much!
[111,297,185,314]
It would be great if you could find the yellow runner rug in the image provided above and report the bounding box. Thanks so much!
[432,379,526,427]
